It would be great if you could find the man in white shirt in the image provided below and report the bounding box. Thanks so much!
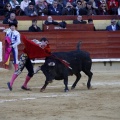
[6,23,21,71]
[20,0,31,11]
[106,19,119,31]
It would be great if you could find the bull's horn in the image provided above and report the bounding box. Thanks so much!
[48,62,55,66]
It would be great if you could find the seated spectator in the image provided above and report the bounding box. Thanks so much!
[73,15,87,24]
[36,0,48,16]
[90,0,98,9]
[59,20,67,28]
[62,2,75,15]
[14,5,25,16]
[88,18,93,24]
[98,3,109,15]
[74,0,88,15]
[44,16,59,25]
[24,2,38,16]
[46,0,54,6]
[84,1,97,15]
[106,19,119,31]
[75,0,84,15]
[107,0,119,15]
[80,0,87,8]
[89,0,99,14]
[20,0,30,11]
[0,0,9,12]
[35,0,48,6]
[28,19,42,32]
[0,1,10,16]
[30,0,36,4]
[10,0,20,9]
[62,0,76,7]
[3,3,15,17]
[88,18,96,31]
[97,0,106,8]
[48,0,63,15]
[35,0,39,5]
[0,0,9,10]
[3,12,18,25]
[118,4,120,15]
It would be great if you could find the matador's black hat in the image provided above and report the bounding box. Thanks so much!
[9,23,17,27]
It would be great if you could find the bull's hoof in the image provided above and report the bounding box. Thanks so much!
[87,84,91,89]
[64,89,69,92]
[40,88,45,92]
[71,86,75,90]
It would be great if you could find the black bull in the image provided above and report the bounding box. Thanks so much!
[40,45,93,92]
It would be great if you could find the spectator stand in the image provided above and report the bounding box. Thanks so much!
[0,15,120,69]
[0,15,120,31]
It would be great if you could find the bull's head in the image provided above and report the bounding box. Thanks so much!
[41,59,57,83]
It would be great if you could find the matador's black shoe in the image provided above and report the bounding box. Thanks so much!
[7,82,12,91]
[21,86,31,91]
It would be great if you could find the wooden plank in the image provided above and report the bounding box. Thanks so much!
[0,15,120,20]
[43,24,94,31]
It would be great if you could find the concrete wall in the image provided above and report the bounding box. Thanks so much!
[92,62,120,72]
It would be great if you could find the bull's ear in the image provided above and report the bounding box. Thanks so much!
[48,62,55,66]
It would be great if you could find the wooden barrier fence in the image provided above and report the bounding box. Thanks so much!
[0,15,120,21]
[19,31,120,59]
[0,31,120,68]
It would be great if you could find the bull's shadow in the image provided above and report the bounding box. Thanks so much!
[40,42,93,92]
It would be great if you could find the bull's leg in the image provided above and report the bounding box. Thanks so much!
[83,70,93,89]
[71,73,81,90]
[63,77,69,92]
[40,81,49,92]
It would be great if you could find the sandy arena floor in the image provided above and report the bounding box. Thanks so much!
[0,69,120,120]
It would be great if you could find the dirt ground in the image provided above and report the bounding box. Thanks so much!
[0,69,120,120]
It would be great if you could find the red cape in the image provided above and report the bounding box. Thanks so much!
[21,35,51,59]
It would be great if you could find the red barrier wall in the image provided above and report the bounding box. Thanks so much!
[0,31,120,68]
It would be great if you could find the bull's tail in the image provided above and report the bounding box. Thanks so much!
[77,41,82,50]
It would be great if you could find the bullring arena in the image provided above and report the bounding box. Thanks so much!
[0,16,120,120]
[0,63,120,120]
